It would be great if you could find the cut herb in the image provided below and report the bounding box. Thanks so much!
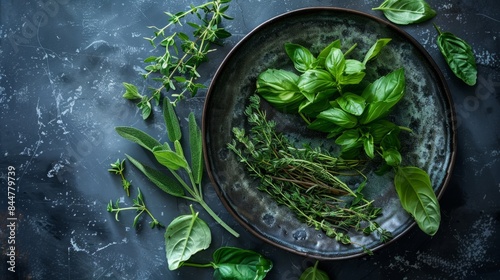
[229,95,392,245]
[123,0,233,118]
[107,188,163,229]
[434,24,477,86]
[116,97,239,238]
[108,158,131,196]
[249,39,441,238]
[373,0,436,25]
[299,260,329,280]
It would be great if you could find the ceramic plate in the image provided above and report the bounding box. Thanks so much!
[202,8,456,259]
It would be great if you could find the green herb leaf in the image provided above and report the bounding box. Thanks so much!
[122,82,143,100]
[188,113,203,184]
[317,39,341,66]
[115,126,162,152]
[394,166,441,236]
[212,247,273,280]
[325,48,346,81]
[317,107,358,128]
[153,148,188,170]
[363,38,392,64]
[125,154,185,197]
[285,43,317,73]
[297,69,337,101]
[165,206,212,270]
[434,24,477,86]
[336,92,366,116]
[382,148,402,167]
[256,69,304,112]
[299,261,329,280]
[363,133,375,158]
[163,97,182,142]
[373,0,436,25]
[360,68,406,124]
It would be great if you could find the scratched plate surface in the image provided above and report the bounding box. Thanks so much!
[202,8,456,259]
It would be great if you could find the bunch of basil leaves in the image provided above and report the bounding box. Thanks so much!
[256,39,440,236]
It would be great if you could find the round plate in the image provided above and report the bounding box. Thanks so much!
[202,7,456,259]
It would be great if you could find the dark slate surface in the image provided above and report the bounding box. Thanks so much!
[1,0,499,279]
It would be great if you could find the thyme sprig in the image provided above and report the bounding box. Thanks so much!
[123,0,233,118]
[228,95,392,245]
[108,159,131,196]
[107,188,163,229]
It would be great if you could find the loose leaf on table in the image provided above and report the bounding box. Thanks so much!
[163,97,182,142]
[434,24,477,86]
[299,260,329,280]
[122,82,142,100]
[373,0,436,25]
[212,247,273,280]
[188,112,203,184]
[115,126,162,152]
[256,69,304,111]
[394,166,441,236]
[285,43,317,73]
[125,154,185,197]
[165,206,212,270]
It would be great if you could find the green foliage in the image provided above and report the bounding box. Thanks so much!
[434,24,477,86]
[299,261,329,280]
[212,247,273,280]
[373,0,436,25]
[107,188,162,229]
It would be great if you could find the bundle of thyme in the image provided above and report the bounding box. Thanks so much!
[228,95,391,246]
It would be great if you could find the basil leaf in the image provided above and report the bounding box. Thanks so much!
[307,118,342,134]
[298,90,336,117]
[382,148,401,167]
[380,129,401,150]
[115,126,162,152]
[122,82,142,100]
[360,68,406,124]
[285,43,317,73]
[335,129,360,146]
[434,24,477,86]
[125,154,185,197]
[299,261,329,280]
[212,247,273,280]
[336,92,366,116]
[317,39,341,67]
[363,38,392,64]
[188,113,203,184]
[165,207,212,270]
[256,69,304,111]
[163,97,182,142]
[373,0,436,25]
[297,69,336,101]
[365,119,398,143]
[325,48,346,81]
[394,166,441,236]
[317,107,358,128]
[363,133,375,158]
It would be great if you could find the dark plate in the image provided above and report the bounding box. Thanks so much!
[202,7,456,259]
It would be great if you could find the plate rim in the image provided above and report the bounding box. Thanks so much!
[202,6,457,260]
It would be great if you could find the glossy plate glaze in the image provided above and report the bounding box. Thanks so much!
[202,8,456,259]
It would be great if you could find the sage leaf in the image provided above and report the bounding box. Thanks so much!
[188,113,203,184]
[163,97,182,142]
[115,126,162,152]
[122,82,142,100]
[285,43,317,73]
[153,148,188,170]
[212,247,273,280]
[394,166,441,236]
[165,206,212,270]
[434,24,477,86]
[373,0,436,25]
[125,154,184,197]
[256,69,304,112]
[299,261,329,280]
[363,38,392,64]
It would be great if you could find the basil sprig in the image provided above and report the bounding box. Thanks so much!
[373,0,436,25]
[434,24,477,86]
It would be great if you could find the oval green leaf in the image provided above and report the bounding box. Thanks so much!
[212,247,273,280]
[285,43,317,73]
[115,126,162,152]
[373,0,436,25]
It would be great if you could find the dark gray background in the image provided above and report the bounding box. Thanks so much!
[1,0,499,279]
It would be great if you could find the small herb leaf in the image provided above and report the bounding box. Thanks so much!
[122,82,142,100]
[188,113,203,184]
[299,261,329,280]
[163,97,182,142]
[285,43,317,73]
[115,126,162,152]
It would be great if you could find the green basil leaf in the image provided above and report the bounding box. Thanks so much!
[307,118,342,134]
[115,126,162,152]
[337,93,366,116]
[285,43,317,73]
[297,69,337,101]
[188,113,203,184]
[256,69,304,112]
[165,207,212,270]
[363,133,375,158]
[317,39,341,67]
[373,0,436,25]
[434,24,477,86]
[298,89,337,117]
[317,107,358,128]
[344,59,366,75]
[122,82,142,100]
[360,68,406,124]
[380,129,401,150]
[299,261,329,280]
[125,154,184,197]
[335,129,360,146]
[212,247,273,280]
[394,166,441,236]
[325,48,345,80]
[382,148,402,167]
[163,97,182,142]
[365,119,398,143]
[363,38,392,64]
[153,147,188,170]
